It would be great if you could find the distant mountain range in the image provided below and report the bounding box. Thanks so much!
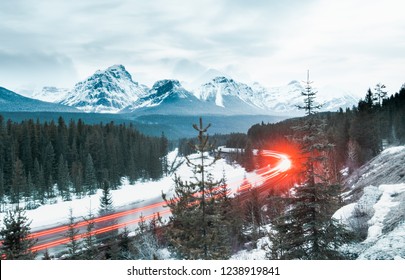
[12,64,359,116]
[0,87,79,113]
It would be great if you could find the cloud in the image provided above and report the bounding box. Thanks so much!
[0,51,78,90]
[0,0,404,94]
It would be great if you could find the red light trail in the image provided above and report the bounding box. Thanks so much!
[23,150,292,254]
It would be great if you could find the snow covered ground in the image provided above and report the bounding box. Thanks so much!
[334,183,405,259]
[333,146,405,260]
[0,149,249,231]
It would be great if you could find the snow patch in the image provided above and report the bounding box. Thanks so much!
[367,184,405,241]
[381,146,405,155]
[230,237,270,260]
[335,183,405,259]
[332,203,356,225]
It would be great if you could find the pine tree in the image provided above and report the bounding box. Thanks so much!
[132,214,161,260]
[47,174,55,199]
[118,226,134,259]
[33,158,46,203]
[97,180,116,243]
[42,248,51,260]
[208,172,235,258]
[163,118,232,259]
[99,179,114,216]
[25,172,35,209]
[57,154,71,201]
[82,209,97,259]
[11,158,26,204]
[244,188,265,245]
[0,167,5,212]
[64,208,81,259]
[0,207,37,259]
[43,142,55,194]
[71,161,84,198]
[160,132,169,176]
[163,175,202,259]
[374,83,387,106]
[84,153,97,195]
[270,72,352,260]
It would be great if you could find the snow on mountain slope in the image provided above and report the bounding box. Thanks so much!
[193,77,358,116]
[333,146,405,259]
[124,78,276,116]
[120,79,218,115]
[0,87,79,112]
[196,76,266,109]
[128,79,193,109]
[61,65,148,113]
[251,80,359,115]
[32,86,70,103]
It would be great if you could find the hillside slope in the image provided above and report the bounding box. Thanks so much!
[334,146,405,259]
[0,87,78,113]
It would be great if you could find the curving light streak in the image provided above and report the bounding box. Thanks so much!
[27,150,292,253]
[236,150,291,193]
[28,200,170,239]
[30,210,172,252]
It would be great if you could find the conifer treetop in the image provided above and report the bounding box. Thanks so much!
[297,70,322,116]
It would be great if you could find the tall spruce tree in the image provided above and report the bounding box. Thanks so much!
[57,154,71,201]
[99,179,114,216]
[374,83,387,106]
[84,153,97,195]
[162,118,231,259]
[64,208,81,259]
[0,207,37,259]
[269,72,351,260]
[117,226,134,259]
[82,209,97,259]
[0,167,5,212]
[11,158,26,204]
[97,180,116,243]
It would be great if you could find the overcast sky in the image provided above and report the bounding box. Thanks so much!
[1,0,404,96]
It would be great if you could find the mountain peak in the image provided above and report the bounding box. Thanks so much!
[121,79,194,113]
[107,64,126,71]
[152,79,181,90]
[60,64,147,113]
[95,64,133,81]
[151,80,183,98]
[212,76,234,84]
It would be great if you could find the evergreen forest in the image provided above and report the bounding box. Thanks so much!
[0,117,168,207]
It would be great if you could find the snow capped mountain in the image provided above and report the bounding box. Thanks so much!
[19,64,359,116]
[318,85,359,112]
[122,74,358,116]
[249,80,359,115]
[32,86,70,103]
[0,87,79,112]
[134,79,193,108]
[61,65,148,113]
[196,76,260,108]
[252,80,304,114]
[193,77,358,116]
[121,79,218,115]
